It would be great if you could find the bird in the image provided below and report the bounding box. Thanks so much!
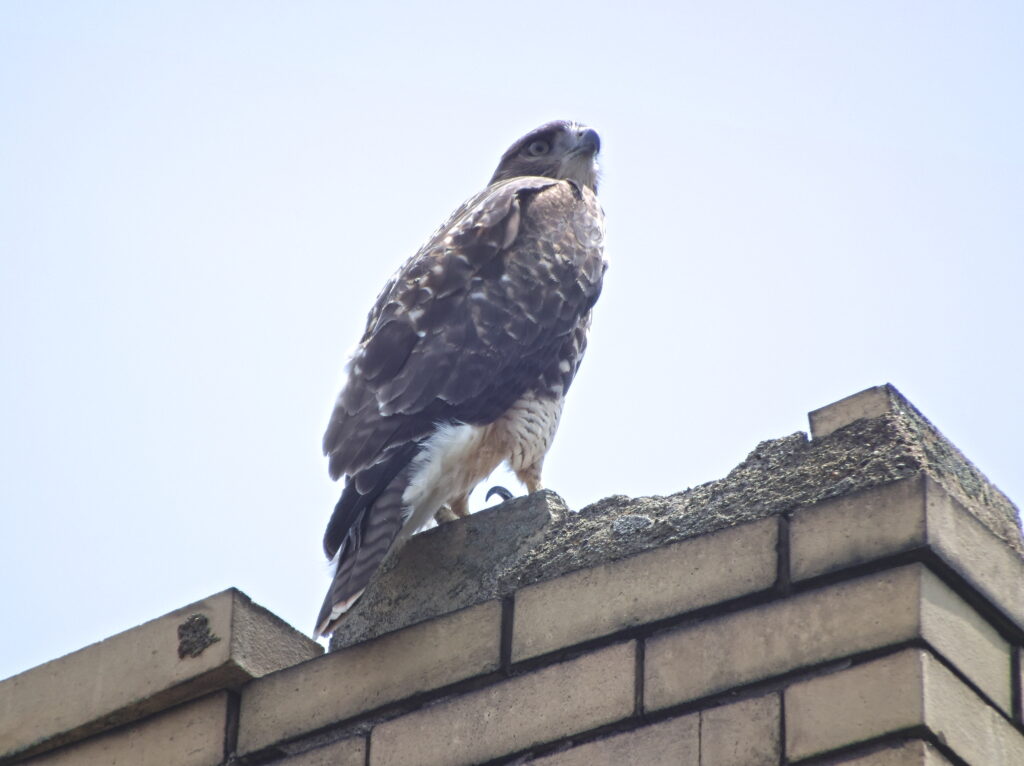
[315,120,606,637]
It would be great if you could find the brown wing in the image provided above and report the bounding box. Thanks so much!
[322,177,606,483]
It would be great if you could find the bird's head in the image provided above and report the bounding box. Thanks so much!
[489,120,601,192]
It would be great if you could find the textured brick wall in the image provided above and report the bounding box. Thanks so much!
[3,386,1023,766]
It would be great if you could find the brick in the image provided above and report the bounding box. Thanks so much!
[926,478,1024,631]
[371,641,635,766]
[644,564,1010,713]
[923,649,1024,766]
[513,518,777,661]
[790,481,1016,714]
[238,600,501,755]
[917,565,1011,713]
[816,739,951,765]
[786,651,924,761]
[530,714,698,765]
[809,385,895,439]
[21,692,228,766]
[791,477,927,581]
[0,589,319,762]
[790,475,1024,632]
[273,737,366,766]
[786,649,1024,763]
[699,694,780,766]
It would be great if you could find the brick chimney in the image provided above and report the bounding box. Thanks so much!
[3,384,1022,765]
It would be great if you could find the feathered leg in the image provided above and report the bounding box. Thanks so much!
[515,466,544,494]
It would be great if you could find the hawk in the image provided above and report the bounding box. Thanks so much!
[315,120,606,637]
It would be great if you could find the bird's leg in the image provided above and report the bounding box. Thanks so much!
[449,495,470,518]
[516,464,544,494]
[434,506,458,524]
[434,495,471,525]
[487,464,544,503]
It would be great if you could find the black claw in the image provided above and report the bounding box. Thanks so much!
[485,485,514,503]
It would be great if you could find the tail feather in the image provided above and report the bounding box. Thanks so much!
[314,462,414,638]
[323,441,420,560]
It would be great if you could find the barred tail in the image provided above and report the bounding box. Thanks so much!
[314,445,419,638]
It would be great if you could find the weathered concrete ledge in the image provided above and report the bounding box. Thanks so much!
[0,588,322,763]
[332,383,1022,651]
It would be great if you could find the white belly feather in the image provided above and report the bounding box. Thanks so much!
[400,391,565,537]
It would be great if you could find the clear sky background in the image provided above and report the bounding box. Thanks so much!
[2,3,1022,681]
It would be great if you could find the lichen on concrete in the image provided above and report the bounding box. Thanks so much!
[502,419,919,589]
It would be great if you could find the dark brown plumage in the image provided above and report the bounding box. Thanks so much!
[315,121,606,637]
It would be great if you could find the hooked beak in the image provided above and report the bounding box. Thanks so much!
[571,126,601,156]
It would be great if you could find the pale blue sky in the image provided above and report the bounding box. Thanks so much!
[2,2,1022,681]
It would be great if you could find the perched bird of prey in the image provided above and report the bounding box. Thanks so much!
[315,120,606,637]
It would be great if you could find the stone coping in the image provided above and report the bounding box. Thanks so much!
[0,588,321,763]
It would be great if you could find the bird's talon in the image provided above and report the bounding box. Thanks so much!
[486,485,514,503]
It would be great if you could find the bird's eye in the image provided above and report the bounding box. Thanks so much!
[526,139,550,156]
